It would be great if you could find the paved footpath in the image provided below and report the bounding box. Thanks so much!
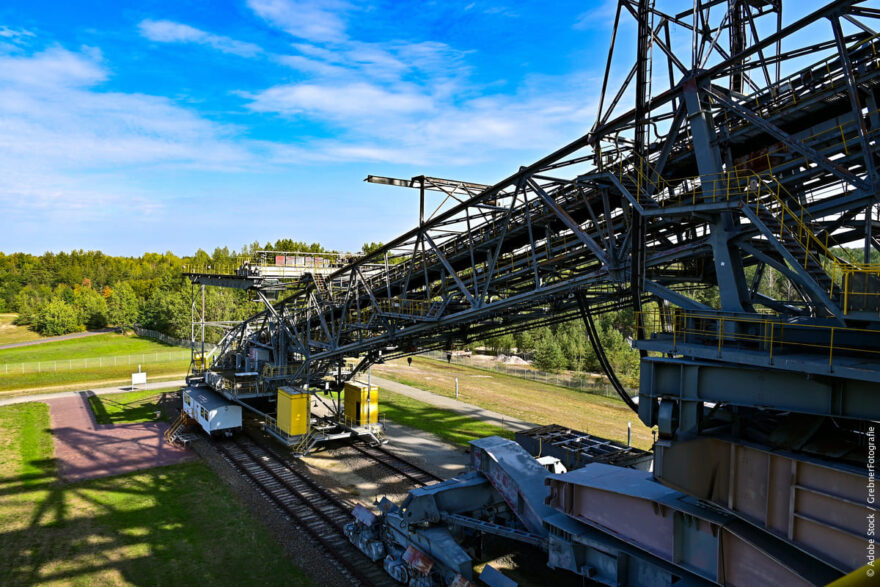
[0,327,117,350]
[370,375,536,433]
[47,392,193,482]
[0,379,187,407]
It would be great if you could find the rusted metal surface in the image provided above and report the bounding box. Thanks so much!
[402,545,434,575]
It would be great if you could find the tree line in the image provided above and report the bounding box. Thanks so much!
[0,239,333,338]
[478,309,641,386]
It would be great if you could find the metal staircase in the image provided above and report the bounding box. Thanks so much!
[164,411,192,445]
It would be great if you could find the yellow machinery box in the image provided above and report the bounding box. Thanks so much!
[277,386,310,436]
[344,381,379,426]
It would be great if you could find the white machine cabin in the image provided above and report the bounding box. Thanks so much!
[183,386,242,436]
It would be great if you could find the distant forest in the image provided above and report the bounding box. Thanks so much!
[0,239,329,340]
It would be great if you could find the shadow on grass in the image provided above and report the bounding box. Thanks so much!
[381,394,514,446]
[87,394,161,426]
[0,461,310,586]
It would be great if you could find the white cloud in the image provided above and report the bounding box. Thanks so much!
[139,19,262,57]
[241,0,598,166]
[573,0,619,30]
[247,0,350,43]
[0,46,260,227]
[245,70,598,166]
[0,46,106,88]
[246,82,433,118]
[0,25,35,40]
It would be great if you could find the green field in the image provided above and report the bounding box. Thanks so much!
[88,389,176,425]
[0,364,188,395]
[380,389,513,446]
[0,333,178,364]
[0,314,45,345]
[0,334,189,395]
[374,356,654,450]
[0,401,311,586]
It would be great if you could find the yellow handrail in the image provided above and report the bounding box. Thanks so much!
[636,309,880,367]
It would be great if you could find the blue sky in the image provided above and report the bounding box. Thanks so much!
[0,0,848,256]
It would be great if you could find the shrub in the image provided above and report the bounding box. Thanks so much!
[34,300,84,335]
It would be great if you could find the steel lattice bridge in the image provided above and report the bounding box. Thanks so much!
[186,1,879,582]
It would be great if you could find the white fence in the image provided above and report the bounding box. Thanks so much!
[131,325,216,350]
[1,350,191,376]
[421,350,634,399]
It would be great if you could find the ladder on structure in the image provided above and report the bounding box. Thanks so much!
[164,411,191,445]
[313,273,332,301]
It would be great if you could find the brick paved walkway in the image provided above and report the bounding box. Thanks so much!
[46,392,193,482]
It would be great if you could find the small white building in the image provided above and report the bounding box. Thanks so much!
[182,386,242,436]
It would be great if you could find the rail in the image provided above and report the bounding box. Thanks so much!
[373,298,435,318]
[215,438,388,586]
[615,158,880,314]
[637,309,880,369]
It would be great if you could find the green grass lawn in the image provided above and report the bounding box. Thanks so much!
[0,333,190,395]
[374,356,654,450]
[88,389,177,425]
[380,389,513,446]
[0,314,46,346]
[0,333,179,364]
[0,363,189,395]
[0,401,312,586]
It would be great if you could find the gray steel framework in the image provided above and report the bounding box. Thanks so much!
[188,1,880,580]
[191,1,880,402]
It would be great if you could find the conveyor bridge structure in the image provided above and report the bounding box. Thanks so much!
[187,1,879,583]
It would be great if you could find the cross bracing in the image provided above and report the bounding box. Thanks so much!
[187,0,880,414]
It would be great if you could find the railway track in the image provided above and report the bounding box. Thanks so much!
[215,436,394,587]
[347,442,443,487]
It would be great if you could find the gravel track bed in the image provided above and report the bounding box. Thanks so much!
[160,393,352,587]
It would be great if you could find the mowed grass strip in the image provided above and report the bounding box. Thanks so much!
[0,363,188,395]
[0,333,189,394]
[0,314,46,345]
[0,333,181,364]
[380,389,513,447]
[373,357,654,450]
[0,401,312,586]
[88,389,177,425]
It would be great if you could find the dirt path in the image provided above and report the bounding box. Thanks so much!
[0,327,117,350]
